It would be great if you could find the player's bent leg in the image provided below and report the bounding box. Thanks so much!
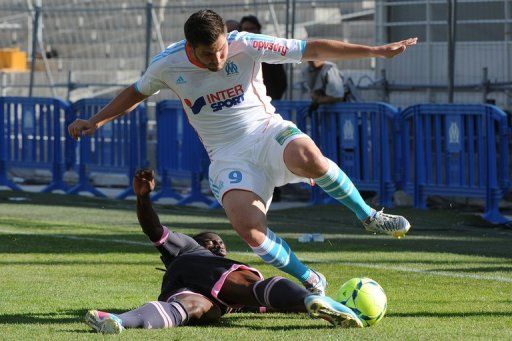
[172,293,221,324]
[251,276,310,312]
[305,295,364,328]
[85,298,192,333]
[223,190,327,295]
[284,139,411,238]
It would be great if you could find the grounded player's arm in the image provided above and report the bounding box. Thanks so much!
[302,37,417,61]
[68,84,148,140]
[133,169,164,242]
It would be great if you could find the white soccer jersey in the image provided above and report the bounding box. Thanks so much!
[135,31,306,156]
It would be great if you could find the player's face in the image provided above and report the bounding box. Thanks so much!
[192,35,229,72]
[202,234,227,257]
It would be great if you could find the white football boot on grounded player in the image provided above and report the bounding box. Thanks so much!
[362,208,411,238]
[303,270,327,296]
[305,295,363,328]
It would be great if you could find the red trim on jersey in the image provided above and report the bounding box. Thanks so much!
[250,61,272,117]
[185,43,208,69]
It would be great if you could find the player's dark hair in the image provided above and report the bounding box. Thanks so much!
[240,15,262,31]
[192,231,220,245]
[184,10,226,47]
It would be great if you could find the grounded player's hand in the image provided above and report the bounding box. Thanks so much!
[68,119,97,140]
[375,37,417,59]
[133,169,155,196]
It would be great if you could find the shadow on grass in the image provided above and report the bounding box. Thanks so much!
[2,191,512,259]
[0,309,332,332]
[1,231,512,261]
[0,310,84,325]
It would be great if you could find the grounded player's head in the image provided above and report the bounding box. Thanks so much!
[184,10,228,72]
[193,231,227,257]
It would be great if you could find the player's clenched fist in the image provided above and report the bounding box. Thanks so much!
[133,169,155,197]
[68,118,97,140]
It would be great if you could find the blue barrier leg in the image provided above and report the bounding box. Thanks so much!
[116,186,135,200]
[42,162,68,193]
[380,182,395,208]
[208,201,221,209]
[482,187,510,224]
[309,186,325,205]
[116,167,136,200]
[67,164,106,197]
[177,172,213,206]
[152,169,182,201]
[0,160,22,191]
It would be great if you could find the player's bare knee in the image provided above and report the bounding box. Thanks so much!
[173,296,211,320]
[285,141,327,178]
[232,221,266,245]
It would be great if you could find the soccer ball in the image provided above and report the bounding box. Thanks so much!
[335,277,387,327]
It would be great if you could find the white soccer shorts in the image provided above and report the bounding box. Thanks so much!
[208,115,310,209]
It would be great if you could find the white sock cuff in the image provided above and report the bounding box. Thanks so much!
[250,227,276,255]
[315,158,339,182]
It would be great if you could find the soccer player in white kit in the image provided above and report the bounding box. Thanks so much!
[68,10,416,296]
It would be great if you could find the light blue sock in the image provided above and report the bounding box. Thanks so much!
[314,158,373,221]
[251,228,311,283]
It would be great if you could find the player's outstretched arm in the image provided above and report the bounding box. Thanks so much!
[302,37,417,61]
[68,84,148,140]
[133,169,164,242]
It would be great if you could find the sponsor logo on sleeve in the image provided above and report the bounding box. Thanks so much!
[252,40,289,56]
[275,126,303,145]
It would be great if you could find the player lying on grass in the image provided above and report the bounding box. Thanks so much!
[85,169,363,334]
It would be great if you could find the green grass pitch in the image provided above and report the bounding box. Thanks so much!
[1,191,511,340]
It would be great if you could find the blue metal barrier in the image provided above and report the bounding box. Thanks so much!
[153,100,213,206]
[400,104,510,223]
[0,96,70,192]
[272,100,310,122]
[67,99,148,199]
[307,102,399,207]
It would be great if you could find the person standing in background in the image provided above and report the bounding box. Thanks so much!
[225,19,240,32]
[302,60,347,111]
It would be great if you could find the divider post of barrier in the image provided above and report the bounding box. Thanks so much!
[176,171,213,206]
[151,168,183,201]
[66,100,106,198]
[482,107,510,224]
[42,99,70,193]
[152,101,183,202]
[116,107,148,200]
[176,112,214,206]
[0,99,22,191]
[67,136,107,198]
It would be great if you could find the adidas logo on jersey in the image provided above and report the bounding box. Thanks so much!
[176,76,186,85]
